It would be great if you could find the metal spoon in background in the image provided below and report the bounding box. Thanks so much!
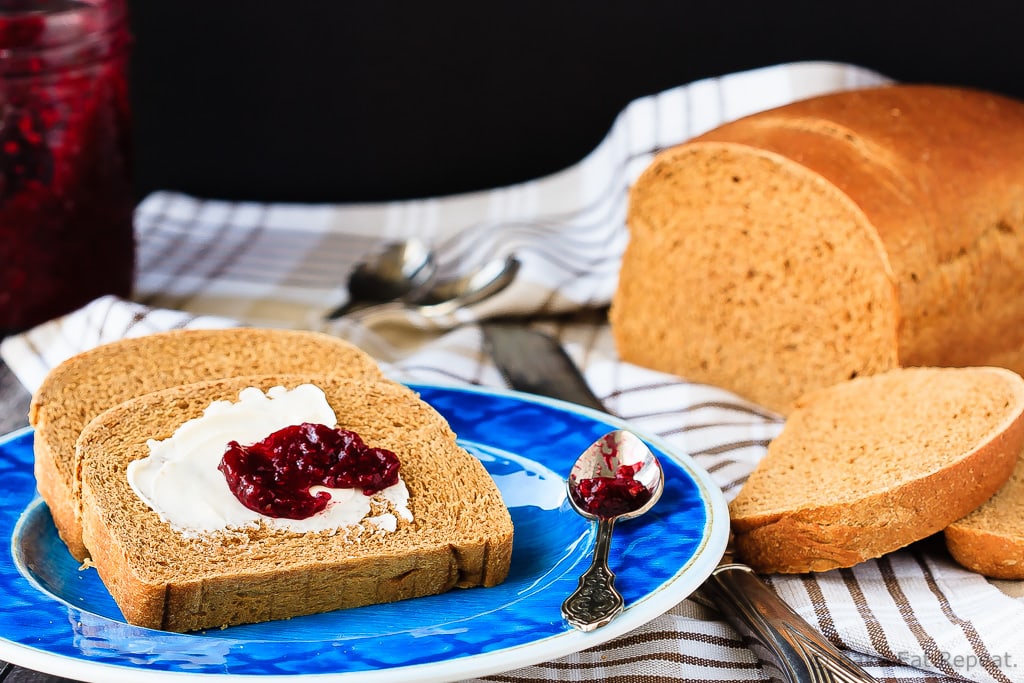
[347,254,521,326]
[326,239,438,319]
[406,254,520,317]
[561,430,665,632]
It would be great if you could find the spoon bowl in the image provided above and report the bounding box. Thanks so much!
[327,238,438,319]
[567,430,664,522]
[409,254,520,317]
[562,430,664,631]
[344,254,521,326]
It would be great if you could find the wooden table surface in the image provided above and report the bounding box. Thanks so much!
[0,361,79,683]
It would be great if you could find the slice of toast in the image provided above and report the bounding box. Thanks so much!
[945,451,1024,579]
[29,328,384,561]
[78,374,514,632]
[729,366,1024,574]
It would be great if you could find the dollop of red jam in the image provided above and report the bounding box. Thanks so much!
[217,423,401,520]
[571,462,652,518]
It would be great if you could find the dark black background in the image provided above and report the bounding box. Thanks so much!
[125,1,1024,203]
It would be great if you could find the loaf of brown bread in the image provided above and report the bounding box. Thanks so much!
[729,367,1024,574]
[78,374,514,632]
[945,451,1024,579]
[610,84,1024,415]
[29,328,384,561]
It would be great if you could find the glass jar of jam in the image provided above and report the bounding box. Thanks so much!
[0,0,134,335]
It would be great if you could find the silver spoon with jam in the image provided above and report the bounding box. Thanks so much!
[562,429,664,631]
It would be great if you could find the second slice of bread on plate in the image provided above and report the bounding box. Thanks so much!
[78,373,514,632]
[729,366,1024,574]
[30,328,385,562]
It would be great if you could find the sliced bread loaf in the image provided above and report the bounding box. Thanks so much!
[945,451,1024,579]
[610,84,1024,415]
[78,373,514,632]
[29,328,384,561]
[729,366,1024,574]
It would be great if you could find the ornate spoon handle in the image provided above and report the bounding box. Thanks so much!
[561,518,624,631]
[702,564,876,683]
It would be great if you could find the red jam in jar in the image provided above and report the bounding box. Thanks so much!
[0,0,134,334]
[571,462,652,518]
[218,423,402,520]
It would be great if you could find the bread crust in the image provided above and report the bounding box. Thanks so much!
[611,84,1024,414]
[945,449,1024,579]
[78,374,513,632]
[945,527,1024,580]
[30,328,384,561]
[729,367,1024,574]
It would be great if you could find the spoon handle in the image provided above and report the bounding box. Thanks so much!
[561,518,624,631]
[703,564,876,683]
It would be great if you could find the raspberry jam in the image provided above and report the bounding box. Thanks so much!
[218,423,402,520]
[570,462,652,518]
[0,0,134,334]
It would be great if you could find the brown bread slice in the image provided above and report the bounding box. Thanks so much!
[29,328,384,561]
[945,451,1024,578]
[78,374,514,632]
[610,84,1024,415]
[729,367,1024,574]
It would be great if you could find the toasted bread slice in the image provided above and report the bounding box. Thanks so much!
[729,366,1024,573]
[78,374,513,632]
[30,328,384,561]
[945,450,1024,579]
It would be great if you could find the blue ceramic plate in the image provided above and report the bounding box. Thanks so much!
[0,383,729,682]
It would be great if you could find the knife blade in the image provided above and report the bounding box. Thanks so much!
[480,321,875,683]
[481,321,606,412]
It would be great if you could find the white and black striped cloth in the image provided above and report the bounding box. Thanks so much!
[6,61,1023,683]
